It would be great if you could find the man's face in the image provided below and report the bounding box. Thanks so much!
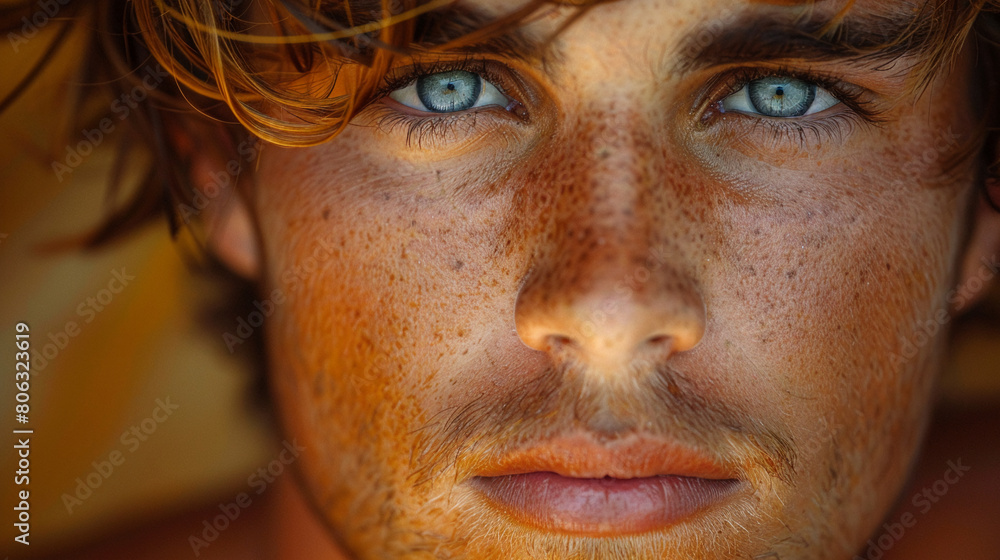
[242,0,984,557]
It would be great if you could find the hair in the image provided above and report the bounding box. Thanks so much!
[2,0,1000,249]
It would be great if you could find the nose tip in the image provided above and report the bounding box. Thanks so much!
[515,291,705,371]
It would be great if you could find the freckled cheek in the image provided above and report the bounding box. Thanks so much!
[255,153,521,420]
[708,200,955,423]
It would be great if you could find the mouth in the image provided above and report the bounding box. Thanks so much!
[467,434,744,537]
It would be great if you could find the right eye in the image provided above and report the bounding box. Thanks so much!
[721,76,841,118]
[389,70,510,114]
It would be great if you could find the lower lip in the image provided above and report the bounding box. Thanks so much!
[471,472,741,536]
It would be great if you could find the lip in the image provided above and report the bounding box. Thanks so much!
[468,434,743,536]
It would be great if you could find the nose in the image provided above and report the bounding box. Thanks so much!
[513,109,706,375]
[515,252,705,373]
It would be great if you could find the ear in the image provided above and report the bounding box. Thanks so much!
[953,188,1000,313]
[167,120,261,280]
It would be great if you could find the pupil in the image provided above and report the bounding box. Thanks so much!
[775,86,784,97]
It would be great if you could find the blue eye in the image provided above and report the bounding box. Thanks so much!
[390,70,509,113]
[722,76,840,118]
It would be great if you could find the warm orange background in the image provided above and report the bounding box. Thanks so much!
[0,21,273,556]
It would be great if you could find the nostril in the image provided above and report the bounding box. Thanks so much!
[514,266,707,364]
[641,333,677,357]
[548,334,576,350]
[645,334,671,346]
[545,334,576,352]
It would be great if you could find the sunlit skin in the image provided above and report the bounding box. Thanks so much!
[186,0,1000,558]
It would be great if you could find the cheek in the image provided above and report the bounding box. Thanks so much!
[702,137,974,533]
[251,139,531,512]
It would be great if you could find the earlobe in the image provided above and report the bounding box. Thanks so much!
[953,192,1000,313]
[169,121,262,281]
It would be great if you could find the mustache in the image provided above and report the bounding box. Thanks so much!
[408,358,797,487]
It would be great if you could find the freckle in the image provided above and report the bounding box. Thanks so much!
[453,260,464,271]
[786,269,797,279]
[322,207,330,220]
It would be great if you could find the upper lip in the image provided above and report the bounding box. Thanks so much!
[471,432,739,481]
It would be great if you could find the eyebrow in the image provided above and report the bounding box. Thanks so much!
[675,7,942,73]
[379,1,954,76]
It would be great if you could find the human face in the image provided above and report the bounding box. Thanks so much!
[241,0,987,558]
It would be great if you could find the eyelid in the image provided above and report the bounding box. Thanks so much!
[705,66,886,124]
[371,57,520,111]
[388,72,510,113]
[358,57,532,149]
[692,66,891,151]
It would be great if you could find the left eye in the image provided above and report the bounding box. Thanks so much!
[721,76,840,118]
[389,70,509,113]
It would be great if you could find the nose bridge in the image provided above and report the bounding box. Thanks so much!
[541,105,665,298]
[585,104,654,214]
[514,105,706,372]
[567,104,662,256]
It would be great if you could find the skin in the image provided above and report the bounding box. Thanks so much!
[187,0,1000,558]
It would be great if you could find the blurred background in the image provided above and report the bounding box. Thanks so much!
[0,15,275,557]
[0,7,999,560]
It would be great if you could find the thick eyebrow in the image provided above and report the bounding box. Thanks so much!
[675,8,940,73]
[332,2,951,76]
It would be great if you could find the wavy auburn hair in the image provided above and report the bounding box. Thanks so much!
[2,0,1000,245]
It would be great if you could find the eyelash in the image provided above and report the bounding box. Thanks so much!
[364,60,886,148]
[703,66,886,144]
[365,58,528,147]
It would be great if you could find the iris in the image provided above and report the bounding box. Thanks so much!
[416,70,484,113]
[747,77,817,118]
